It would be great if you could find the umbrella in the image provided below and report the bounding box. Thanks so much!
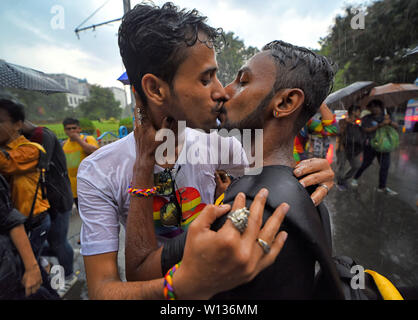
[361,83,418,108]
[403,46,418,58]
[117,71,130,85]
[324,81,376,110]
[0,60,69,94]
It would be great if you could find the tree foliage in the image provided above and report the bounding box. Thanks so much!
[5,88,69,122]
[216,31,260,86]
[78,85,121,120]
[78,118,96,135]
[320,0,418,92]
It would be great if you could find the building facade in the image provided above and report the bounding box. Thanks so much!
[48,73,90,108]
[108,86,127,109]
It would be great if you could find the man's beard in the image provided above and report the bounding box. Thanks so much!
[220,89,274,131]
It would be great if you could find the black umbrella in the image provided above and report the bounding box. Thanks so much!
[0,59,69,94]
[325,81,376,110]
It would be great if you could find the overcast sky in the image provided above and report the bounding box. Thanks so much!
[0,0,370,90]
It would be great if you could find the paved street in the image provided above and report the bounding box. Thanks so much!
[63,132,418,299]
[327,132,418,289]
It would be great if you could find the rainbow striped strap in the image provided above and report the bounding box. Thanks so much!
[127,185,159,197]
[163,262,182,300]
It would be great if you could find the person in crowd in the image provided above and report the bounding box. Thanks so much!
[351,99,399,195]
[22,121,77,297]
[62,118,99,209]
[293,102,337,163]
[0,94,50,259]
[77,2,335,299]
[0,173,60,300]
[0,173,42,298]
[335,105,363,190]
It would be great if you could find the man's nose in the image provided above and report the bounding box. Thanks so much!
[212,77,230,102]
[223,82,235,99]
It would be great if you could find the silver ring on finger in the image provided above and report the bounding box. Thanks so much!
[319,184,329,194]
[256,238,271,254]
[227,207,250,233]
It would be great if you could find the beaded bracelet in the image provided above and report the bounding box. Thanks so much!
[163,261,182,300]
[127,185,159,197]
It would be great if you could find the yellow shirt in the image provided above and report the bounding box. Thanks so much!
[0,135,50,216]
[63,135,99,198]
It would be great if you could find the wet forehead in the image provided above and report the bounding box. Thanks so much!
[243,51,277,82]
[175,39,217,78]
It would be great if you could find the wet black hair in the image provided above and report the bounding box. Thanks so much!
[62,118,80,127]
[118,2,223,106]
[0,92,25,123]
[262,40,335,134]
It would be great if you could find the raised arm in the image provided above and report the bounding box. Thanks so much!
[77,136,98,155]
[124,112,167,281]
[66,131,98,155]
[307,103,338,137]
[84,189,289,299]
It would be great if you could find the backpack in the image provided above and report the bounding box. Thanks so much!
[25,127,73,215]
[371,126,399,153]
[343,122,364,157]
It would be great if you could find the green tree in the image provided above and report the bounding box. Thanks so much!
[6,88,69,122]
[216,32,260,86]
[333,61,352,92]
[79,85,121,120]
[320,0,418,90]
[64,104,84,120]
[121,103,133,119]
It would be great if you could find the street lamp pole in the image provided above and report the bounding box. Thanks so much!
[123,0,131,13]
[122,0,136,117]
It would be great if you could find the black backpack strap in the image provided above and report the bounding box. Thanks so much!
[25,146,48,232]
[0,174,12,210]
[25,173,42,233]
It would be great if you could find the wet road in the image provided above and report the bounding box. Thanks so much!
[327,132,418,289]
[63,132,418,299]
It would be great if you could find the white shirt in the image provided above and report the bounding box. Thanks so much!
[77,128,248,256]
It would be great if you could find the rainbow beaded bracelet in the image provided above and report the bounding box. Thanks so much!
[127,185,159,197]
[163,262,182,300]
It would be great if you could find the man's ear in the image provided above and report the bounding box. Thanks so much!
[141,73,170,106]
[272,88,305,118]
